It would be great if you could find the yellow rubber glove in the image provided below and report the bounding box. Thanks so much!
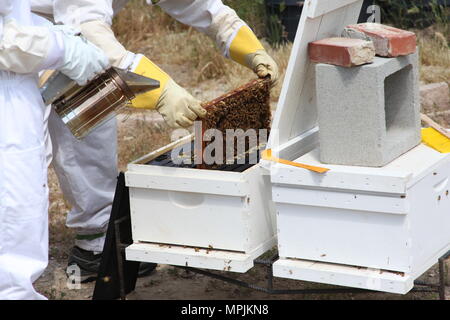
[229,25,279,86]
[131,55,206,128]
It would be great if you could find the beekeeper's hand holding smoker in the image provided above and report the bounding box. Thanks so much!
[31,0,279,282]
[0,0,109,300]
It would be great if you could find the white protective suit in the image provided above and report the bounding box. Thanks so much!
[31,0,272,252]
[0,0,66,300]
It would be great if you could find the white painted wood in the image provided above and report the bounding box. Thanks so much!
[307,0,363,18]
[276,203,412,272]
[241,166,278,252]
[131,134,194,165]
[126,163,277,256]
[273,258,413,294]
[406,160,450,276]
[126,167,248,197]
[129,187,249,251]
[272,144,450,293]
[267,0,364,157]
[261,127,319,168]
[126,243,254,273]
[272,186,409,214]
[126,237,276,273]
[411,243,450,283]
[271,144,448,195]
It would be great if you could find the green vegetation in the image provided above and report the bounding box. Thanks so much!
[378,0,449,31]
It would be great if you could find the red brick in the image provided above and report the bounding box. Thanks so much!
[308,37,375,67]
[343,23,417,57]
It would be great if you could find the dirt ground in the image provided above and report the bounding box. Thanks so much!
[34,256,449,300]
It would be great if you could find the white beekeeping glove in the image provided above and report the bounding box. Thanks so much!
[57,30,110,85]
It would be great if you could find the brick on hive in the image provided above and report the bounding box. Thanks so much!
[342,23,417,58]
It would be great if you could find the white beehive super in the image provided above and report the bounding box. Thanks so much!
[261,0,450,294]
[271,145,450,294]
[125,135,276,273]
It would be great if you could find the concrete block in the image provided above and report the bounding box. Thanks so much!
[316,52,421,167]
[342,23,417,57]
[309,37,375,67]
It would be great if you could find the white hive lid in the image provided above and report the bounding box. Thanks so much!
[267,0,364,160]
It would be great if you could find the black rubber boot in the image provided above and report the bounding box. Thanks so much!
[67,246,157,283]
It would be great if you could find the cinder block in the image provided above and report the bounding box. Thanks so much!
[316,52,421,167]
[309,37,375,67]
[342,23,417,57]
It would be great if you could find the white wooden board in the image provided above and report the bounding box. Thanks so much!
[268,0,364,159]
[126,241,274,273]
[273,258,413,294]
[271,144,450,194]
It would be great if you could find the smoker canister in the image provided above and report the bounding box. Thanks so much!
[40,67,159,139]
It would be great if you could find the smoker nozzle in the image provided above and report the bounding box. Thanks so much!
[113,68,160,98]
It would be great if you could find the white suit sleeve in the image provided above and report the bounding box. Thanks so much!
[53,0,115,26]
[0,0,12,36]
[30,0,54,17]
[0,2,65,74]
[148,0,246,58]
[52,0,134,69]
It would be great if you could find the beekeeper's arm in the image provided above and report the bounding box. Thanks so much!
[52,0,206,128]
[149,0,279,85]
[0,0,108,84]
[0,0,64,74]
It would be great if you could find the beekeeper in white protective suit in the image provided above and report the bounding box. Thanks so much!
[31,0,279,282]
[0,0,109,300]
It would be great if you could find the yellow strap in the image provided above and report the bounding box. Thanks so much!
[422,128,450,153]
[229,25,264,67]
[262,149,330,174]
[131,56,170,109]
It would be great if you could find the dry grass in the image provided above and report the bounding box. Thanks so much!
[113,0,291,101]
[418,25,450,84]
[116,114,172,170]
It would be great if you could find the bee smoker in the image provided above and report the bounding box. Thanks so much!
[40,68,159,139]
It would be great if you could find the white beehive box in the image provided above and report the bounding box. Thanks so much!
[125,135,276,272]
[259,0,450,294]
[271,144,450,294]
